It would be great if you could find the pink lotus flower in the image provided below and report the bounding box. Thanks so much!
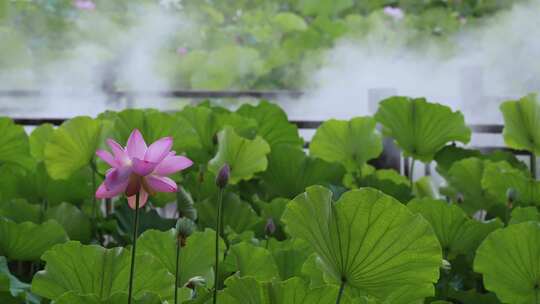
[383,6,404,20]
[74,0,96,10]
[95,129,193,209]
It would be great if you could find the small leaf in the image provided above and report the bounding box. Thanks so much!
[44,116,102,179]
[474,222,540,304]
[282,186,441,301]
[208,127,270,184]
[375,97,471,162]
[309,117,382,172]
[0,218,68,261]
[274,12,308,32]
[197,192,259,234]
[29,123,55,161]
[500,94,540,154]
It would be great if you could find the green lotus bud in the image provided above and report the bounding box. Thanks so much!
[264,218,276,236]
[216,163,230,188]
[177,187,197,221]
[506,188,517,205]
[176,217,196,247]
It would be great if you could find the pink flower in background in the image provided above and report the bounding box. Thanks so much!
[95,129,193,209]
[383,6,404,20]
[176,47,189,56]
[74,0,96,10]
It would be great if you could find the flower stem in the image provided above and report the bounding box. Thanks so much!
[409,158,416,183]
[174,237,181,304]
[213,188,224,304]
[91,159,97,219]
[336,279,346,304]
[127,192,140,304]
[532,153,537,179]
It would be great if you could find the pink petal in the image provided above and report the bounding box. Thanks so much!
[104,167,131,190]
[96,150,117,167]
[145,175,177,193]
[132,158,158,176]
[96,181,125,198]
[126,129,147,159]
[107,139,129,165]
[145,137,173,163]
[154,155,193,175]
[128,189,149,209]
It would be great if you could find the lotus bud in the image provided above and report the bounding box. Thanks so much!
[506,188,517,208]
[216,163,230,189]
[456,193,464,204]
[265,218,276,236]
[176,217,196,247]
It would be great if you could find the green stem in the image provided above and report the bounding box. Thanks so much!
[532,154,537,179]
[127,192,141,304]
[409,158,416,183]
[91,159,97,219]
[213,188,225,304]
[505,204,512,226]
[174,239,181,304]
[336,280,346,304]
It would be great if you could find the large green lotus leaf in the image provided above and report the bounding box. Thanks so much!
[0,117,33,169]
[0,199,41,223]
[510,207,540,225]
[31,241,175,301]
[208,127,270,184]
[0,218,68,261]
[237,101,303,148]
[482,161,540,206]
[44,116,102,179]
[219,276,348,304]
[309,117,382,172]
[0,256,40,303]
[444,157,496,214]
[138,228,225,288]
[226,242,279,281]
[197,192,260,234]
[375,97,471,162]
[361,169,412,202]
[29,123,55,161]
[45,202,92,243]
[54,291,164,304]
[261,145,345,198]
[282,186,441,301]
[408,198,503,258]
[500,94,540,154]
[474,222,540,304]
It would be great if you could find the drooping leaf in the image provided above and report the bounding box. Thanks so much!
[138,228,225,288]
[309,117,382,172]
[413,176,437,199]
[474,222,540,304]
[375,97,471,162]
[509,206,540,225]
[236,101,303,149]
[0,218,68,261]
[482,161,540,207]
[113,204,176,242]
[0,117,33,169]
[31,241,175,302]
[208,127,270,184]
[219,276,344,304]
[282,186,442,301]
[268,239,312,280]
[45,203,92,243]
[44,116,102,179]
[225,242,279,281]
[500,94,540,154]
[261,145,345,198]
[408,198,503,259]
[0,199,41,223]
